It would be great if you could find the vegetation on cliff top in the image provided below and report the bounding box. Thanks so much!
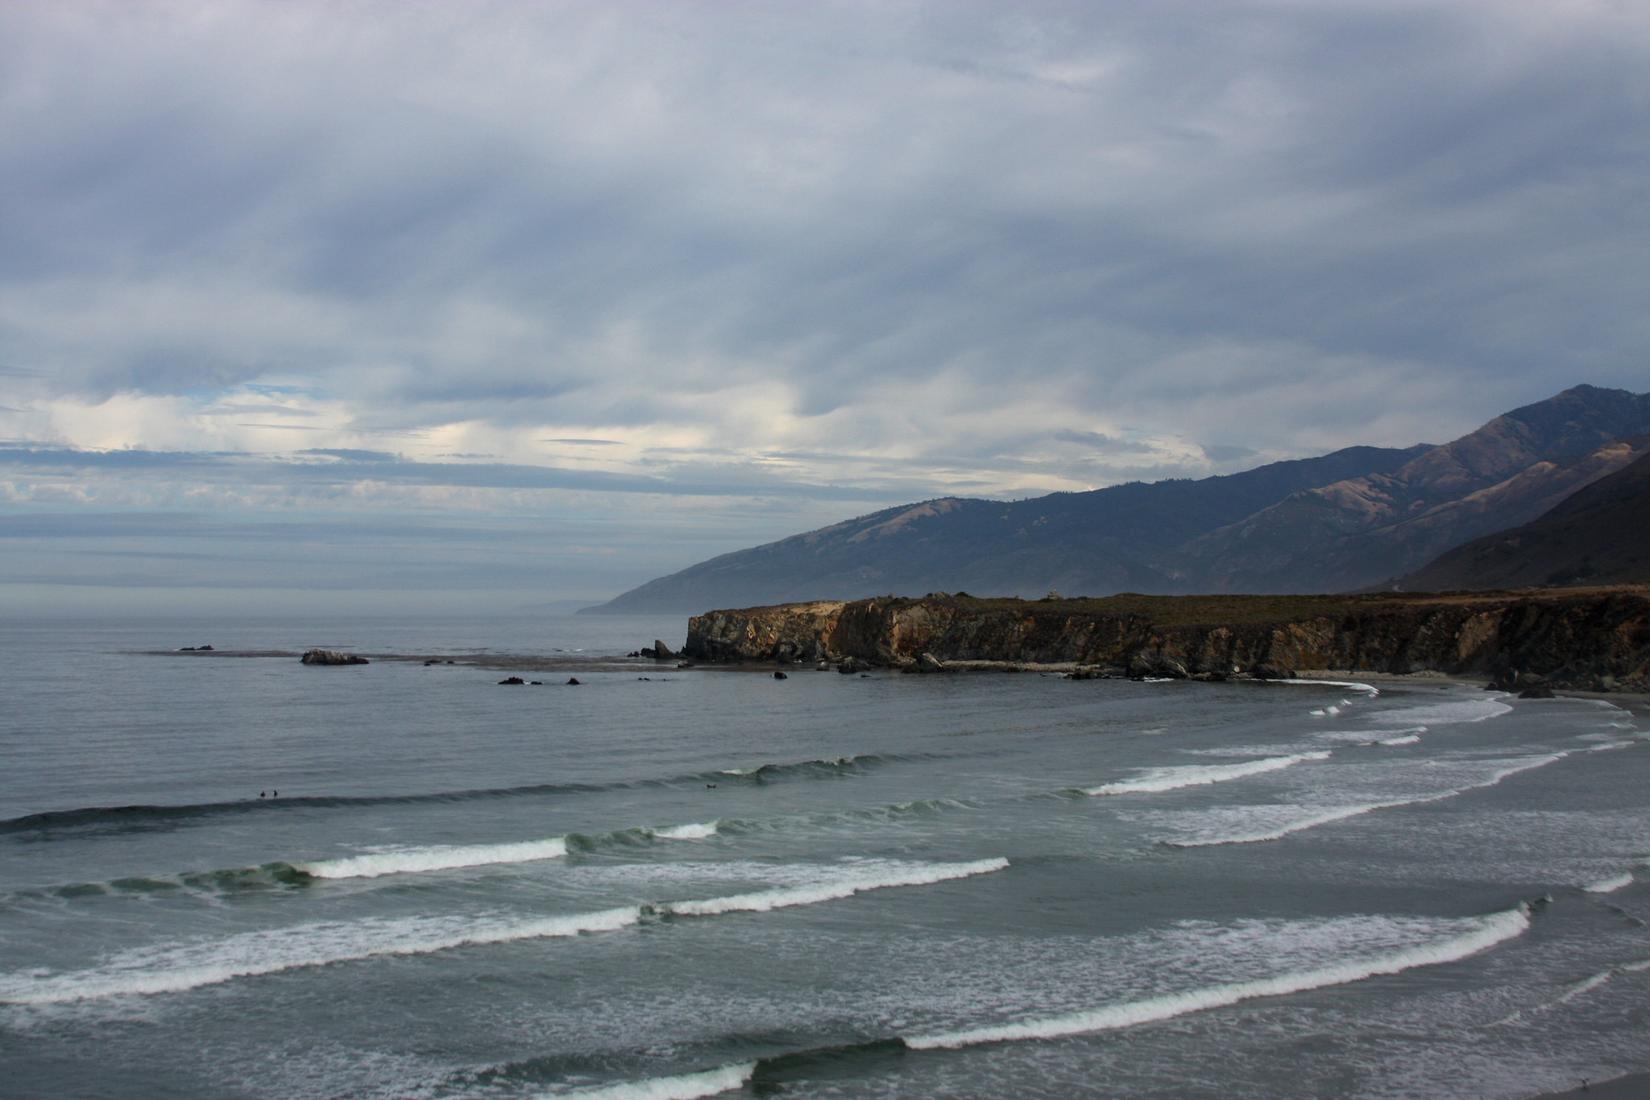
[722,586,1650,629]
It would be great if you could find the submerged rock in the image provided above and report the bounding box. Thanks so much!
[498,676,526,685]
[301,649,368,666]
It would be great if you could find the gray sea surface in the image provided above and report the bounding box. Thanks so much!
[2,614,1648,1099]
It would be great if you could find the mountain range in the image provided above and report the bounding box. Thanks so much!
[586,385,1650,614]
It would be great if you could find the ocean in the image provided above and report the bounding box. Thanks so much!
[2,614,1647,1099]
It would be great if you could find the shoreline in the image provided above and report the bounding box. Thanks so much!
[1534,1071,1650,1099]
[141,648,1650,712]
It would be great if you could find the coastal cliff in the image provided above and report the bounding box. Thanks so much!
[684,588,1650,691]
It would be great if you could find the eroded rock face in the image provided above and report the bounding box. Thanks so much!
[300,649,369,666]
[682,590,1650,691]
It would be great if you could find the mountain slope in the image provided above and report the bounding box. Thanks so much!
[1394,447,1650,590]
[1180,385,1650,592]
[586,444,1429,613]
[587,385,1650,613]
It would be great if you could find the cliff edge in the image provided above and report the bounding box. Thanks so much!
[683,588,1650,691]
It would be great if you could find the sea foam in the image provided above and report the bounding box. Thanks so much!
[299,837,571,879]
[657,858,1008,917]
[0,860,1007,1004]
[1584,873,1634,894]
[0,906,641,1004]
[1085,752,1330,796]
[904,905,1529,1049]
[1161,754,1568,847]
[653,822,719,840]
[545,1062,755,1100]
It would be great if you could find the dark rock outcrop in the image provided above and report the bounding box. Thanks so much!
[499,676,526,685]
[639,640,676,660]
[684,589,1650,692]
[301,649,369,666]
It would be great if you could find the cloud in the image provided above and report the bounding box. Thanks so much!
[1,0,1647,606]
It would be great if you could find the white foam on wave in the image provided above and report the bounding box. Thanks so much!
[299,837,570,879]
[1085,752,1330,796]
[653,822,719,840]
[1584,873,1634,894]
[0,906,641,1005]
[659,858,1008,917]
[1369,695,1512,728]
[1,859,1007,1005]
[1161,754,1569,847]
[545,1062,755,1100]
[904,905,1528,1049]
[1376,735,1421,747]
[1491,955,1650,1027]
[1266,678,1380,696]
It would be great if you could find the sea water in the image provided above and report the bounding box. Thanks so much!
[2,614,1648,1099]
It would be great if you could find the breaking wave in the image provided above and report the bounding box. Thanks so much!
[0,859,1007,1005]
[651,858,1008,918]
[1084,752,1330,796]
[545,1062,755,1100]
[1160,754,1569,847]
[1584,873,1634,894]
[1267,678,1380,696]
[1369,695,1512,728]
[299,837,572,879]
[903,905,1529,1049]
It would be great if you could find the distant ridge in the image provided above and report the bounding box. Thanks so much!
[584,385,1650,614]
[1395,446,1650,590]
[581,444,1429,613]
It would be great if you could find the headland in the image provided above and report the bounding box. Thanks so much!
[683,586,1650,693]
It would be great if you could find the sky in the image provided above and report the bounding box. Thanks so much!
[3,0,1648,616]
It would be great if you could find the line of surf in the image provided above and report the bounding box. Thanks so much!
[1263,678,1380,696]
[904,904,1529,1049]
[0,859,1008,1005]
[1163,753,1569,847]
[1085,752,1330,796]
[1584,872,1634,894]
[543,1062,756,1100]
[654,857,1007,917]
[0,753,928,840]
[299,837,573,879]
[13,799,988,903]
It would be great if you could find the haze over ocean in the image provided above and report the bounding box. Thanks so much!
[3,616,1648,1097]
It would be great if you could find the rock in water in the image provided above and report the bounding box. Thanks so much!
[498,676,526,685]
[651,640,676,660]
[566,677,581,685]
[773,671,788,680]
[301,649,369,666]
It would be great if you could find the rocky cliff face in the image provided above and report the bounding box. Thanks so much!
[684,589,1650,691]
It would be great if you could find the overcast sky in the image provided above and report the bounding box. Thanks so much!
[3,0,1648,615]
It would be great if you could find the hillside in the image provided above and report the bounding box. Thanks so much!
[1182,385,1650,591]
[1395,447,1650,590]
[586,385,1650,613]
[584,444,1428,613]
